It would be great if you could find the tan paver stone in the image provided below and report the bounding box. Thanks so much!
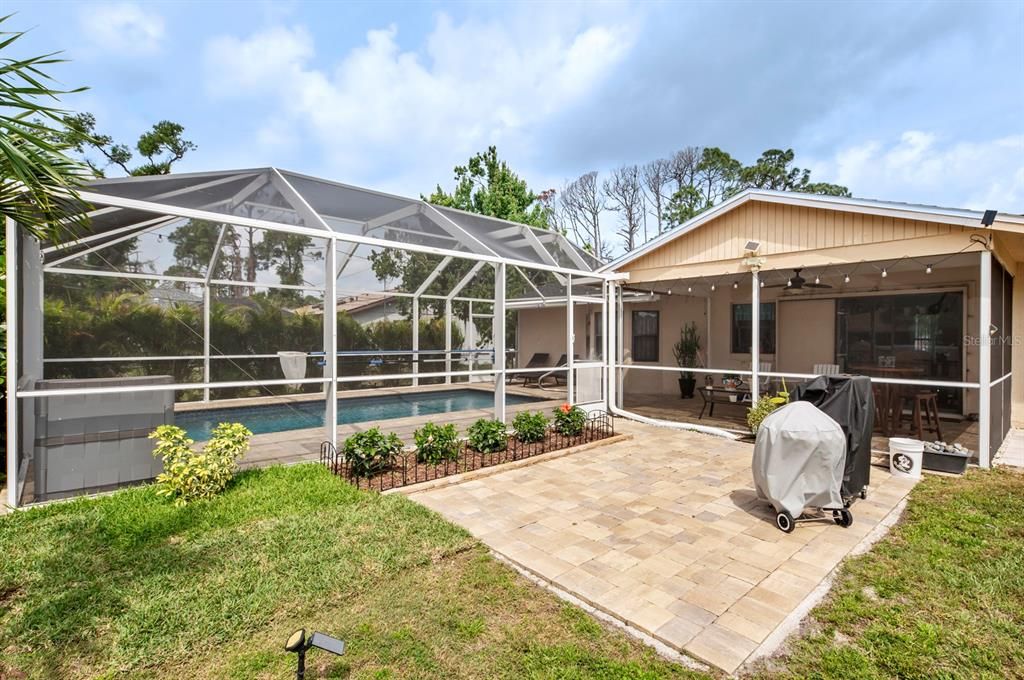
[654,615,705,648]
[686,623,759,674]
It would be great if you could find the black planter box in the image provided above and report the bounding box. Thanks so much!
[922,450,969,474]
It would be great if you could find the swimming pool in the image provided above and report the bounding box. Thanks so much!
[175,389,545,441]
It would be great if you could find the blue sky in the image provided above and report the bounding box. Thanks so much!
[10,0,1024,232]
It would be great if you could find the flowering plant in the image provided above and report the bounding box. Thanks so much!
[553,403,587,436]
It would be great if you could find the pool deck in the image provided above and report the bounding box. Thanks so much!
[201,382,567,470]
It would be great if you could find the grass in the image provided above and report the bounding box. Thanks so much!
[0,464,703,679]
[3,463,1022,679]
[749,468,1024,679]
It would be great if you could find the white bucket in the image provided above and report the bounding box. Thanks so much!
[889,437,924,479]
[278,351,308,382]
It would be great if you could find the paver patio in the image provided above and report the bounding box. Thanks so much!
[409,420,917,674]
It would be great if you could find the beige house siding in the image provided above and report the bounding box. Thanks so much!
[626,202,956,273]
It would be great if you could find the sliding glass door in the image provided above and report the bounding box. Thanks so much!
[836,291,964,412]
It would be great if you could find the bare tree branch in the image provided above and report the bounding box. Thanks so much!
[558,171,606,258]
[603,165,644,253]
[640,158,672,236]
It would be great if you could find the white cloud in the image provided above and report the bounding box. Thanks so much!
[79,2,165,55]
[809,131,1024,212]
[201,11,638,192]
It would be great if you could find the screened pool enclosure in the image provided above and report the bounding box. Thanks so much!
[5,168,621,506]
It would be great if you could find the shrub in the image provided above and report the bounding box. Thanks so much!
[414,422,460,464]
[342,427,404,477]
[149,422,252,505]
[553,403,587,436]
[512,411,548,443]
[467,418,508,453]
[746,380,790,432]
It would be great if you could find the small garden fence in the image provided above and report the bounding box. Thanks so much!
[321,412,615,492]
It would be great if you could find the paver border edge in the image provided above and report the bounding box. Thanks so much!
[740,492,913,673]
[489,551,712,674]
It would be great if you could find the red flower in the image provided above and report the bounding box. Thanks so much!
[560,403,571,413]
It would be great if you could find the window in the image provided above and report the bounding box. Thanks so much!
[594,311,604,359]
[731,303,776,354]
[632,310,659,362]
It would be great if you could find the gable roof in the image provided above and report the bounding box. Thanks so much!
[601,189,1024,273]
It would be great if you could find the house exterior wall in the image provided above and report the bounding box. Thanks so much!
[514,305,588,369]
[628,201,960,274]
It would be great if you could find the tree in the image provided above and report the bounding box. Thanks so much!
[425,145,550,228]
[603,165,644,252]
[0,16,90,242]
[739,148,850,196]
[56,113,196,177]
[558,171,606,258]
[668,147,702,195]
[663,147,740,228]
[370,147,554,346]
[640,158,672,237]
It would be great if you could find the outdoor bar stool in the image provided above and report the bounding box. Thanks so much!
[897,390,943,441]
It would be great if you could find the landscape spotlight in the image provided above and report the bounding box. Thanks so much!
[285,628,346,680]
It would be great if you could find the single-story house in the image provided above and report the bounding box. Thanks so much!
[514,189,1023,466]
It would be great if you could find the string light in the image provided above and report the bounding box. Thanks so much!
[814,276,821,285]
[760,280,765,288]
[732,281,738,290]
[711,283,716,291]
[844,274,851,283]
[881,268,888,278]
[687,285,692,293]
[925,264,932,274]
[786,279,792,287]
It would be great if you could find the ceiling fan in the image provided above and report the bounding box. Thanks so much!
[765,268,833,290]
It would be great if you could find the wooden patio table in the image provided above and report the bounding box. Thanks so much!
[848,366,926,436]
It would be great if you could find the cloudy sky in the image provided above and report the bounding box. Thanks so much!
[10,0,1024,244]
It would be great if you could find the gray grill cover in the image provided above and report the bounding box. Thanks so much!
[752,401,846,516]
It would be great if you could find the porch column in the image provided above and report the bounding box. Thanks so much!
[566,274,574,404]
[602,279,610,411]
[444,299,452,385]
[750,268,760,404]
[6,218,19,508]
[493,263,506,421]
[411,296,419,387]
[615,282,624,409]
[979,250,992,468]
[324,244,338,450]
[202,285,210,402]
[467,301,474,381]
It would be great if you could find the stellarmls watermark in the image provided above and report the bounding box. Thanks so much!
[963,334,1023,346]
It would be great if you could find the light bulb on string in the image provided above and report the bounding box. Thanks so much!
[815,276,821,285]
[786,279,792,287]
[844,274,851,283]
[687,286,692,293]
[710,283,716,292]
[881,268,888,278]
[732,281,738,290]
[925,265,932,274]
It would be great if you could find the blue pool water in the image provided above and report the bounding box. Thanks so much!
[176,389,543,441]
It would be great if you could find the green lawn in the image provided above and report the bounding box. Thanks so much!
[2,463,1022,679]
[750,468,1024,679]
[0,464,703,679]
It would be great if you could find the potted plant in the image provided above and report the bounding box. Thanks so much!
[672,321,701,399]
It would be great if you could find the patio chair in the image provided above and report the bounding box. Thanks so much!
[509,353,550,385]
[813,363,841,376]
